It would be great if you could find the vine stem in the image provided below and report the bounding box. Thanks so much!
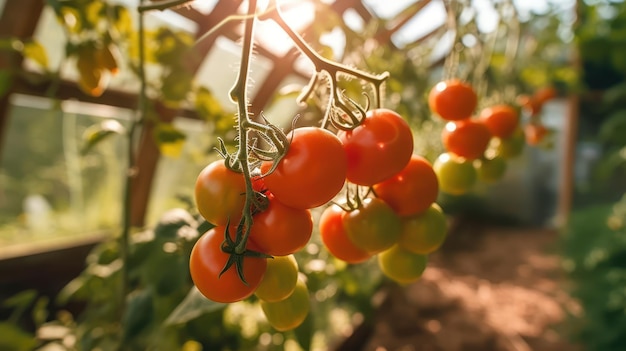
[229,0,259,255]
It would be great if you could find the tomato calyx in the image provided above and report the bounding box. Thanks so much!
[327,92,370,131]
[219,224,271,285]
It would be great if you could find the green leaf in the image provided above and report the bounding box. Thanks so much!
[2,290,37,309]
[195,86,225,121]
[32,296,50,327]
[81,119,126,155]
[0,322,37,351]
[164,287,226,326]
[154,208,197,239]
[293,308,315,351]
[153,123,186,158]
[599,110,626,144]
[113,5,133,36]
[122,289,154,341]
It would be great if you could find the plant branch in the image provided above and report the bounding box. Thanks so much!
[138,0,194,12]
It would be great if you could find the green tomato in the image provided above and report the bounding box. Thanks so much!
[474,155,507,183]
[261,275,310,331]
[378,245,428,284]
[492,128,525,159]
[254,255,299,303]
[398,203,447,255]
[433,153,477,195]
[343,197,402,254]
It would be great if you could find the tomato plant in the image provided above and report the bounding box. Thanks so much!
[254,255,299,303]
[373,155,439,216]
[433,152,478,195]
[398,203,447,255]
[248,195,313,256]
[338,108,414,186]
[343,197,402,254]
[319,204,372,264]
[428,79,478,121]
[378,245,428,284]
[260,127,347,209]
[260,275,310,331]
[479,104,519,139]
[189,227,267,303]
[195,160,246,226]
[441,119,492,160]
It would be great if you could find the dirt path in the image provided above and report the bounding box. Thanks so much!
[361,223,581,351]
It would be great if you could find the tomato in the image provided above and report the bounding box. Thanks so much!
[478,104,519,138]
[524,123,549,146]
[338,108,414,186]
[189,227,267,303]
[474,155,507,183]
[433,152,477,195]
[373,155,438,217]
[261,275,310,331]
[428,79,477,121]
[195,160,246,226]
[96,44,120,75]
[533,86,557,105]
[260,127,347,209]
[343,197,402,254]
[492,128,525,159]
[255,255,299,303]
[441,119,491,160]
[319,204,371,264]
[378,245,428,284]
[248,196,313,256]
[516,94,542,116]
[398,203,447,254]
[76,46,106,97]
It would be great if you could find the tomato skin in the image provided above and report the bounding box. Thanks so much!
[195,160,246,226]
[373,155,439,217]
[428,79,477,121]
[378,245,428,284]
[493,128,525,159]
[474,155,507,183]
[479,104,519,139]
[338,108,414,186]
[343,198,402,254]
[433,152,477,195]
[255,255,299,303]
[398,203,447,254]
[261,127,347,209]
[248,196,313,256]
[189,227,267,303]
[441,119,492,160]
[319,204,371,264]
[261,275,310,331]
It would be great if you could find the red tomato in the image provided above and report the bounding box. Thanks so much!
[189,227,267,303]
[260,127,346,209]
[338,108,414,186]
[428,79,477,121]
[319,204,371,264]
[524,123,549,146]
[516,94,542,116]
[478,104,519,138]
[195,160,246,226]
[248,196,313,256]
[441,119,491,160]
[343,198,402,254]
[373,155,439,217]
[533,86,557,105]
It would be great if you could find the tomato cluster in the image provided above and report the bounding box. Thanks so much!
[190,108,448,331]
[429,79,557,195]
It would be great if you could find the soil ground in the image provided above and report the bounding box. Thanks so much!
[358,221,582,351]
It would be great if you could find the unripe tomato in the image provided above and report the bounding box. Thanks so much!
[474,155,507,183]
[373,155,439,217]
[338,108,414,186]
[189,227,267,303]
[441,119,491,160]
[378,245,428,284]
[492,128,525,159]
[343,198,402,254]
[96,44,120,75]
[261,127,347,209]
[478,104,519,138]
[398,203,447,254]
[433,153,477,195]
[261,275,310,331]
[195,160,246,226]
[428,79,477,121]
[255,255,299,303]
[248,196,313,256]
[319,204,371,264]
[76,46,107,97]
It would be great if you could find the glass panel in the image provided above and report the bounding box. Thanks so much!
[0,95,133,252]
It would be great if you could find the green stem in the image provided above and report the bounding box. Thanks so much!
[229,0,258,255]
